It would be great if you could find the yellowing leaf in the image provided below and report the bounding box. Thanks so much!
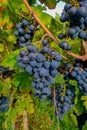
[0,44,4,52]
[0,0,8,7]
[81,96,87,110]
[70,113,78,126]
[74,100,84,115]
[81,96,87,101]
[46,0,56,9]
[27,103,34,114]
[83,100,87,110]
[0,13,9,26]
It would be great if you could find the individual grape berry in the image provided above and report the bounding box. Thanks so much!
[29,25,35,31]
[16,24,21,29]
[20,37,26,43]
[22,56,29,63]
[14,31,19,36]
[68,6,76,16]
[29,60,37,67]
[68,28,76,36]
[44,61,50,69]
[24,34,31,40]
[50,69,58,77]
[18,28,24,35]
[78,31,86,39]
[77,6,87,17]
[42,39,48,46]
[58,33,66,39]
[21,19,29,27]
[25,65,32,74]
[50,60,59,69]
[36,54,46,62]
[39,67,49,77]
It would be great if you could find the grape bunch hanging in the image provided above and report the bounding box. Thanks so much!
[59,1,87,40]
[52,84,75,120]
[14,18,38,47]
[16,36,62,99]
[0,66,15,79]
[0,95,9,112]
[63,59,87,96]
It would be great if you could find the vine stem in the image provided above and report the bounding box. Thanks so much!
[23,110,28,130]
[4,39,10,54]
[67,51,87,61]
[23,0,58,44]
[23,0,70,61]
[23,0,87,61]
[53,87,60,130]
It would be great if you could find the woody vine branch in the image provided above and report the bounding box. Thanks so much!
[23,0,87,61]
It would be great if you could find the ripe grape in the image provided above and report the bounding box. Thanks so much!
[60,1,87,40]
[14,18,38,47]
[17,39,62,99]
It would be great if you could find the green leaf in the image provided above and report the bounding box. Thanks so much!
[63,112,78,127]
[1,48,26,69]
[47,0,56,9]
[15,94,34,115]
[55,74,65,85]
[82,121,87,130]
[39,0,56,9]
[81,96,87,110]
[69,80,78,87]
[0,78,11,96]
[28,0,36,5]
[74,100,84,115]
[12,72,33,91]
[8,0,22,10]
[69,80,79,95]
[32,6,52,25]
[0,44,4,52]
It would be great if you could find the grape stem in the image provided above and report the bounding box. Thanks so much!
[23,0,71,61]
[67,52,87,61]
[23,0,58,43]
[23,0,87,61]
[41,33,49,42]
[23,110,28,130]
[53,87,60,130]
[4,39,10,54]
[67,40,87,61]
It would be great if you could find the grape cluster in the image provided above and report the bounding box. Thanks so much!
[63,60,87,96]
[0,95,9,112]
[52,84,75,120]
[71,62,87,96]
[0,66,15,79]
[14,19,38,47]
[17,39,62,99]
[59,1,87,40]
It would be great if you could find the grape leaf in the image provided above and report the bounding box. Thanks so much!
[63,112,78,127]
[81,96,87,110]
[12,71,33,92]
[28,0,36,5]
[0,44,4,52]
[39,0,56,9]
[74,100,85,115]
[32,5,52,25]
[1,48,26,69]
[0,78,11,96]
[55,74,65,85]
[82,121,87,130]
[15,94,34,115]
